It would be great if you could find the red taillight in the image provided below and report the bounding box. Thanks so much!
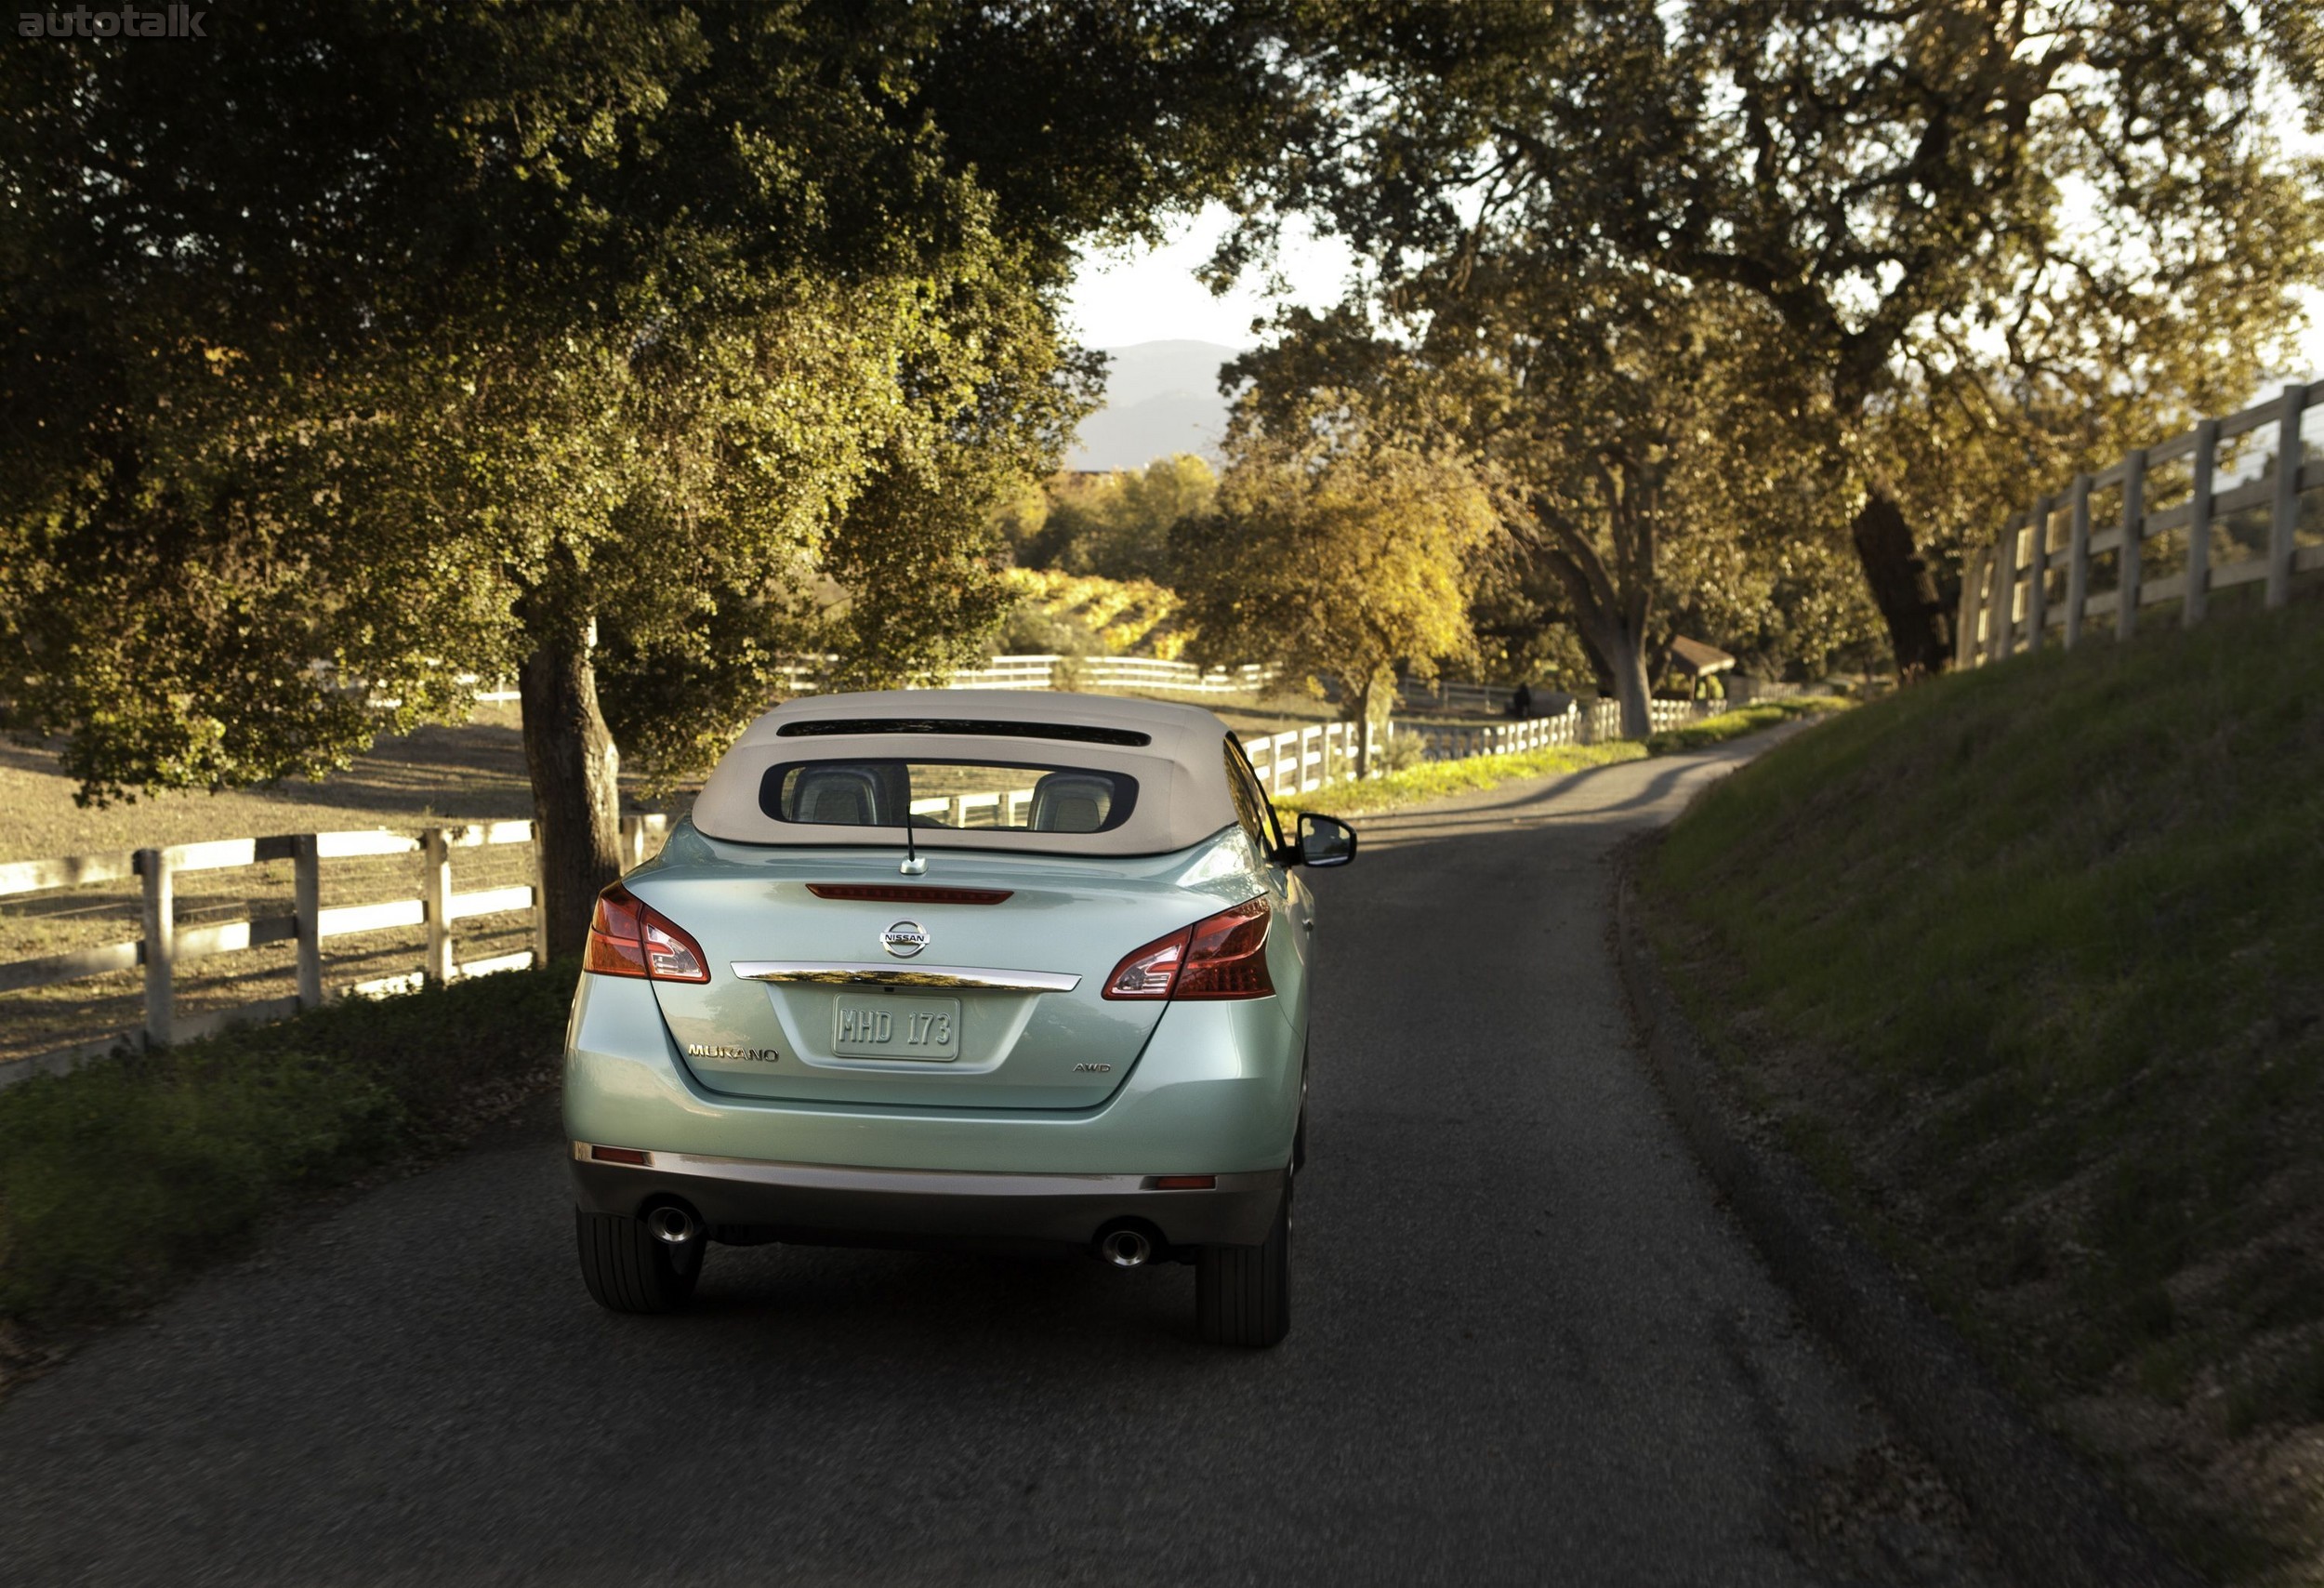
[1103,927,1189,999]
[1176,897,1273,999]
[584,886,647,977]
[585,882,709,983]
[1101,896,1273,1001]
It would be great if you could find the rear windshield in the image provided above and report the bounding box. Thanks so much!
[760,760,1139,835]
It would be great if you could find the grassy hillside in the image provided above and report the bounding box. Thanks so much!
[1644,601,2324,1583]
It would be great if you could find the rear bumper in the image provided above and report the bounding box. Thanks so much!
[562,972,1305,1179]
[570,1143,1286,1253]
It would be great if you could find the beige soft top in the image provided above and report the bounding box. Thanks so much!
[688,689,1245,855]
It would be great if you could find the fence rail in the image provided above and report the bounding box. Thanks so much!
[0,814,669,1090]
[1395,678,1515,714]
[1959,378,2324,666]
[774,654,1277,697]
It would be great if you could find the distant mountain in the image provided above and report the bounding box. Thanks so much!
[1065,339,1241,471]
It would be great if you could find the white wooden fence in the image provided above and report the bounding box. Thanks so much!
[1236,699,1714,794]
[779,654,1561,713]
[1396,677,1517,714]
[775,654,1277,696]
[0,814,669,1090]
[0,694,1718,1089]
[1402,699,1709,759]
[1958,378,2324,665]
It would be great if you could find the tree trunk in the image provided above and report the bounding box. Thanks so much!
[1353,675,1375,779]
[520,626,623,961]
[1604,629,1653,740]
[1852,489,1952,677]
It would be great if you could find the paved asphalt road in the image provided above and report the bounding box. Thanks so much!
[0,734,2007,1588]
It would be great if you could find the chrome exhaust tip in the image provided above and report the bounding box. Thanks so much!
[647,1205,699,1246]
[1099,1227,1152,1268]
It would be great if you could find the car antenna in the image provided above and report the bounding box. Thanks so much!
[899,787,927,875]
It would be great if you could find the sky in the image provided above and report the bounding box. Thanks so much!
[1068,205,2324,390]
[1063,205,1356,351]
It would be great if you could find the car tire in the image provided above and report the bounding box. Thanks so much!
[1197,1186,1290,1347]
[575,1209,702,1314]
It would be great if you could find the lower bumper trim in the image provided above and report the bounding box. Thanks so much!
[569,1143,1287,1252]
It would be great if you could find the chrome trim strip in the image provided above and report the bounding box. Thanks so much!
[729,959,1080,992]
[570,1142,1281,1198]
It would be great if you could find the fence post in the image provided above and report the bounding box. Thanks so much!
[1300,725,1320,791]
[2119,448,2146,641]
[2064,476,2092,650]
[2185,418,2217,628]
[1984,531,2012,664]
[423,826,454,985]
[2036,496,2062,650]
[293,833,323,1010]
[139,847,173,1048]
[1954,547,1985,668]
[2269,383,2304,609]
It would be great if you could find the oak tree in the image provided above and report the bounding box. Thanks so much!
[1173,389,1492,773]
[1255,0,2324,672]
[0,2,1282,951]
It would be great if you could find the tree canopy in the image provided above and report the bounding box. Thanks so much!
[1247,0,2324,672]
[1175,388,1492,769]
[0,1,1287,947]
[1007,454,1220,583]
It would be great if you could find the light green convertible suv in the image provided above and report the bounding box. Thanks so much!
[562,690,1356,1347]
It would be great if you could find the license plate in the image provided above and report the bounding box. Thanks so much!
[832,995,961,1061]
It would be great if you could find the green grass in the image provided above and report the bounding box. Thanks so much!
[0,963,574,1333]
[1643,696,1851,754]
[1275,695,1846,818]
[1277,741,1647,815]
[1643,601,2324,1582]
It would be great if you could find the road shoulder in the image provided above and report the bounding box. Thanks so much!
[1611,856,2200,1588]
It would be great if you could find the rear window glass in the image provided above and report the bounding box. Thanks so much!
[760,761,1139,835]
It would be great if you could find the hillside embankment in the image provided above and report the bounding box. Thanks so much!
[1644,599,2324,1584]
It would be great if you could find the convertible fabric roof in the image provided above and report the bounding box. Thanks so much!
[689,690,1246,855]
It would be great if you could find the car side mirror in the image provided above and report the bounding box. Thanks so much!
[1291,813,1357,868]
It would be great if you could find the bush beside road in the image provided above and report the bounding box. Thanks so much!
[1643,602,2324,1584]
[0,963,574,1394]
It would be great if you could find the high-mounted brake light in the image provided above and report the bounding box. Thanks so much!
[805,884,1012,905]
[585,882,710,983]
[1102,896,1273,1001]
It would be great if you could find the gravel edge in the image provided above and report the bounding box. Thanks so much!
[1610,860,2202,1588]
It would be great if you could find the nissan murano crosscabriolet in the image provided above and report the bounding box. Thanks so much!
[562,690,1356,1346]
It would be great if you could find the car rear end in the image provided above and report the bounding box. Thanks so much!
[561,691,1314,1343]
